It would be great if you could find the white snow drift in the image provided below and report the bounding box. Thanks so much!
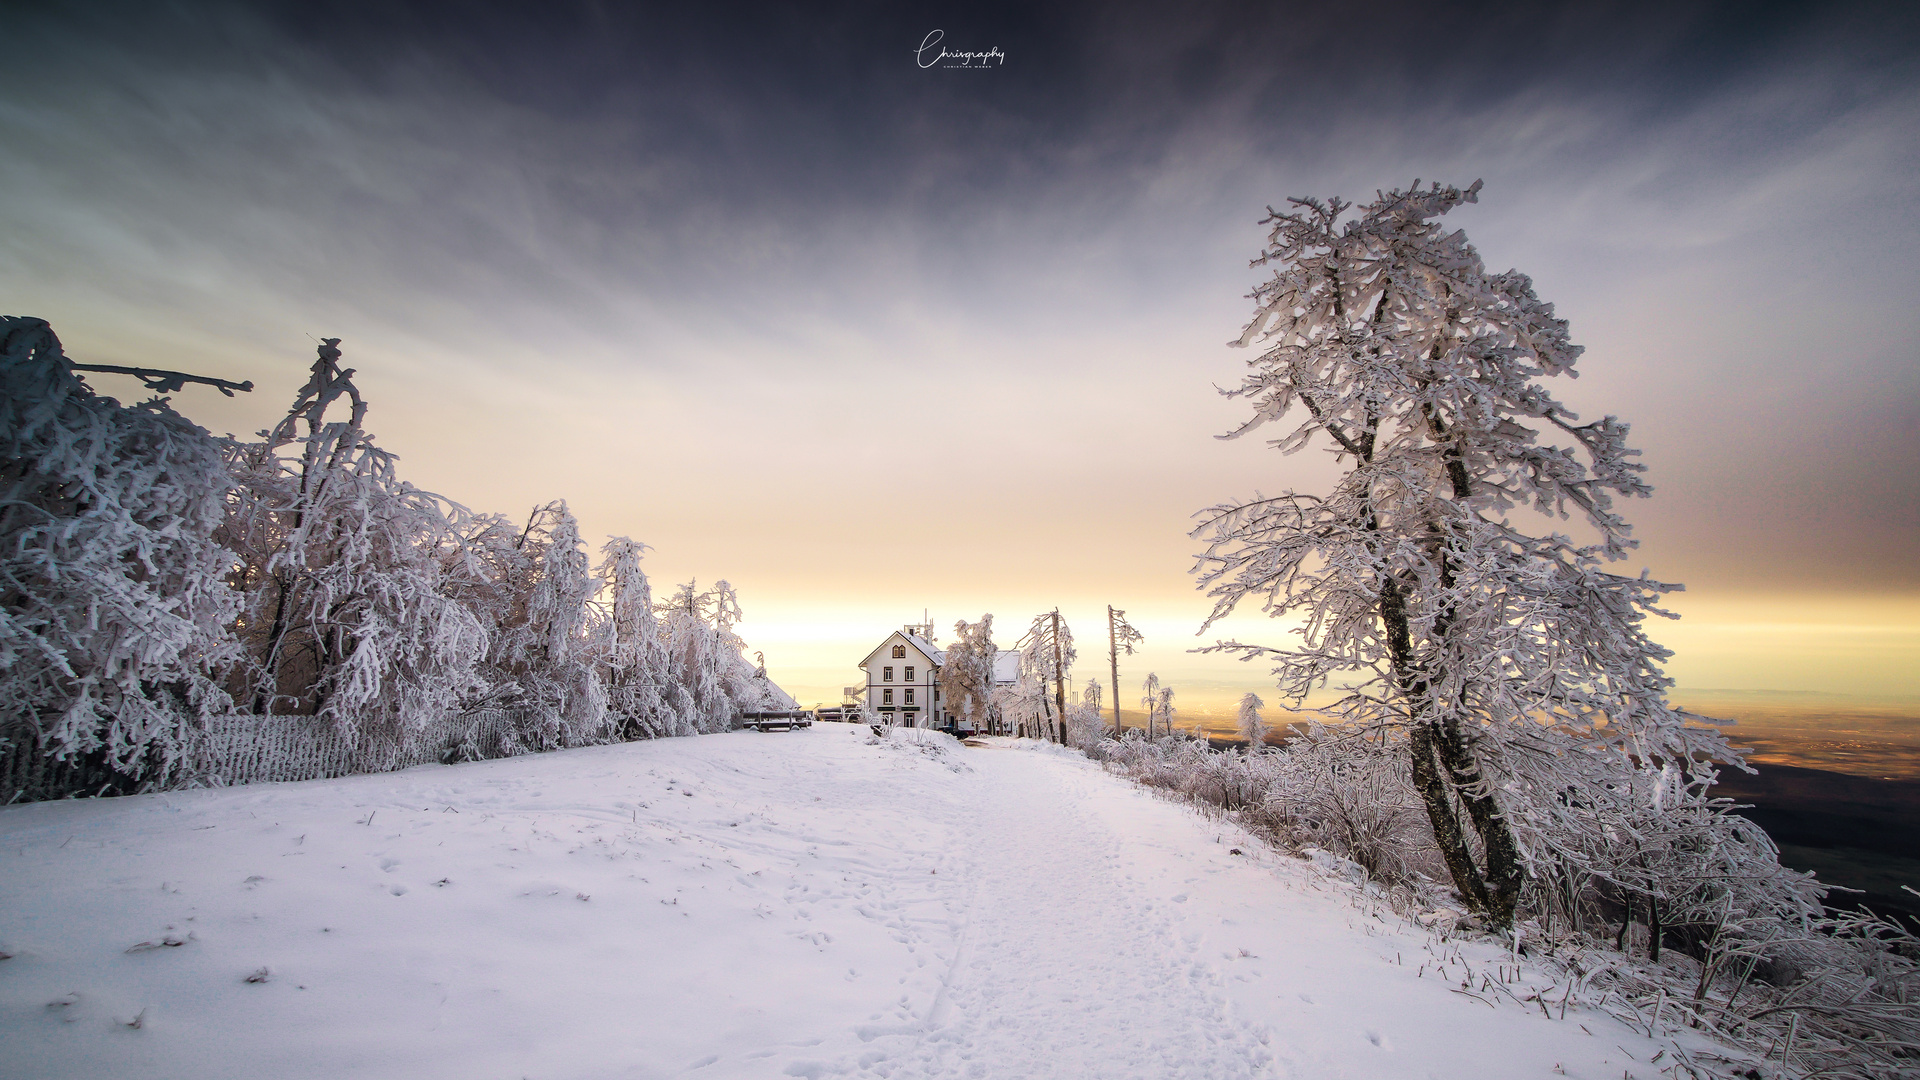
[1,726,1689,1079]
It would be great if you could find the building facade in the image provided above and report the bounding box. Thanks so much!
[856,626,1017,733]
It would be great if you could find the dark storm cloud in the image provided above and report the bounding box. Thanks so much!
[217,1,1913,208]
[4,0,1917,603]
[40,0,1913,218]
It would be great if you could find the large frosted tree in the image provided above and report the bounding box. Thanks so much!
[221,339,486,739]
[1193,182,1736,927]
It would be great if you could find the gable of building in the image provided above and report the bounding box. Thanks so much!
[858,630,944,671]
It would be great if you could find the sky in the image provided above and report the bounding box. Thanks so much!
[4,0,1917,720]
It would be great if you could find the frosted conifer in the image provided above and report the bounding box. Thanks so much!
[1236,693,1268,749]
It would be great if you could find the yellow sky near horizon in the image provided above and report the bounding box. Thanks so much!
[735,591,1920,717]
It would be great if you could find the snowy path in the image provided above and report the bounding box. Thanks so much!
[885,748,1277,1078]
[2,727,1686,1079]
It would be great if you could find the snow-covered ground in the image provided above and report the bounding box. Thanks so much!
[2,726,1694,1079]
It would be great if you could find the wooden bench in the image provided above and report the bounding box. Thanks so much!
[741,711,815,732]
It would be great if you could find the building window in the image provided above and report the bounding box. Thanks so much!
[904,688,916,705]
[882,689,894,705]
[904,666,915,681]
[892,645,906,658]
[883,666,894,682]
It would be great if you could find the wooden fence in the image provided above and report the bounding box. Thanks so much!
[2,707,544,805]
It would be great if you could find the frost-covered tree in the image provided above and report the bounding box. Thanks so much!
[1193,181,1740,928]
[742,650,800,713]
[936,615,999,732]
[1017,611,1075,745]
[468,501,607,747]
[655,579,759,733]
[593,537,682,738]
[1065,678,1108,747]
[1139,673,1176,738]
[1236,692,1268,750]
[1106,606,1144,734]
[995,670,1047,740]
[0,317,239,782]
[221,338,485,740]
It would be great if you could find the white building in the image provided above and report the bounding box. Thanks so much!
[856,626,1018,733]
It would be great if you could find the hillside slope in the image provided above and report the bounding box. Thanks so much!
[3,727,1698,1079]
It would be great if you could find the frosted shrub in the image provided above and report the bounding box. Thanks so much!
[1259,732,1430,887]
[0,317,239,785]
[1064,680,1109,749]
[1090,724,1433,890]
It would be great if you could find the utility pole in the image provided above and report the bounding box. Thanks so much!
[1108,606,1143,737]
[1050,609,1067,746]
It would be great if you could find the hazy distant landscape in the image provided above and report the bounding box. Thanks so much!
[1678,692,1920,781]
[1182,692,1920,924]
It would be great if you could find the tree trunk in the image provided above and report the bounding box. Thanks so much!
[1051,610,1068,746]
[1382,577,1524,928]
[1410,723,1492,913]
[1430,713,1524,927]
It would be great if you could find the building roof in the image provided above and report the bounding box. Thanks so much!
[903,633,945,665]
[992,652,1020,684]
[856,629,945,670]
